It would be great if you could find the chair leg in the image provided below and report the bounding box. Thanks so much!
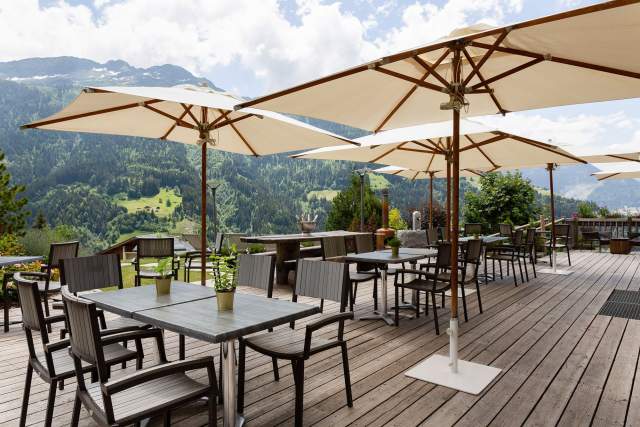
[163,411,171,427]
[415,291,420,318]
[208,386,217,427]
[179,334,186,360]
[531,254,537,278]
[341,342,353,407]
[475,278,483,314]
[373,276,378,311]
[518,258,524,283]
[20,364,33,427]
[71,392,81,427]
[441,291,445,308]
[394,286,400,327]
[484,257,488,285]
[498,261,503,279]
[218,346,224,404]
[461,285,468,322]
[292,359,305,427]
[431,292,439,335]
[512,261,518,286]
[3,273,10,333]
[272,357,280,381]
[522,256,529,282]
[567,247,572,266]
[237,340,246,412]
[45,380,57,427]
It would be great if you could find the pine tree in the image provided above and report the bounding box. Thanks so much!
[0,150,28,235]
[33,211,47,229]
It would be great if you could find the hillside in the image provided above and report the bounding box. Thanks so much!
[0,56,623,251]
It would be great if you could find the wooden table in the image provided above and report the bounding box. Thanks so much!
[1,255,43,332]
[345,249,435,326]
[610,238,631,254]
[84,283,319,427]
[242,230,369,285]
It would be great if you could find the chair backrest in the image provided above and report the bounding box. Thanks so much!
[15,275,50,359]
[294,259,349,309]
[464,223,482,236]
[182,233,203,251]
[137,237,174,258]
[426,228,438,245]
[354,233,375,253]
[47,241,80,269]
[554,224,570,238]
[237,254,275,297]
[321,236,347,260]
[435,242,452,269]
[464,239,483,263]
[213,233,225,253]
[526,228,536,245]
[60,254,123,293]
[499,223,513,238]
[62,290,106,372]
[512,229,524,246]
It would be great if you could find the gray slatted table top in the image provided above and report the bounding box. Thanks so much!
[131,293,320,343]
[344,249,431,264]
[82,282,216,318]
[0,255,43,267]
[458,236,509,245]
[241,230,369,244]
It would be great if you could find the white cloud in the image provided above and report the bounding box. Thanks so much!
[0,0,523,92]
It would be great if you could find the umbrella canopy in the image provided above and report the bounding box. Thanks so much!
[372,165,483,180]
[592,169,640,180]
[293,120,586,171]
[21,84,354,287]
[238,1,640,132]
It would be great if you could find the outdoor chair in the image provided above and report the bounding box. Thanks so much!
[322,235,377,312]
[62,291,218,427]
[580,227,610,252]
[458,238,483,319]
[464,223,482,237]
[15,277,140,427]
[393,242,452,334]
[499,223,514,239]
[237,259,353,427]
[183,233,224,282]
[132,237,179,287]
[519,228,537,280]
[354,233,380,309]
[426,228,439,248]
[16,241,79,323]
[485,229,525,286]
[547,224,572,266]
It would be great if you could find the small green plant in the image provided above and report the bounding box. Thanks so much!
[248,243,266,254]
[154,257,173,278]
[388,237,401,248]
[211,253,238,292]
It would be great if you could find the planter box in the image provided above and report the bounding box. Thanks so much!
[610,238,631,255]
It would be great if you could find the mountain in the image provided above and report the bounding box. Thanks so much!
[0,56,630,252]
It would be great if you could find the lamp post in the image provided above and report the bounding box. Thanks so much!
[354,167,371,232]
[207,182,222,236]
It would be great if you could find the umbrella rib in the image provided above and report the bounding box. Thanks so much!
[143,104,197,129]
[411,171,420,181]
[597,172,620,181]
[412,55,450,88]
[20,99,164,129]
[424,138,445,153]
[469,42,640,81]
[397,147,436,154]
[459,134,506,152]
[605,154,640,163]
[412,139,444,153]
[463,29,509,86]
[462,47,507,115]
[374,67,447,93]
[466,134,499,169]
[181,103,201,126]
[426,152,436,171]
[373,49,451,133]
[160,105,192,140]
[508,134,588,163]
[210,113,254,130]
[470,57,543,90]
[371,143,404,163]
[228,122,258,156]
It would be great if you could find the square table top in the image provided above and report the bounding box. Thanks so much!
[131,293,320,343]
[345,249,432,264]
[83,282,216,318]
[0,255,43,267]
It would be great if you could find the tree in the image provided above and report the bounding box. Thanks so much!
[0,150,28,235]
[389,208,408,230]
[326,175,382,231]
[463,172,538,232]
[33,211,47,229]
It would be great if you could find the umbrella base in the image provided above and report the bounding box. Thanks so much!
[538,268,573,275]
[405,354,501,395]
[444,286,476,298]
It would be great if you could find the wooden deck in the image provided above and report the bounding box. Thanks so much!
[2,250,640,426]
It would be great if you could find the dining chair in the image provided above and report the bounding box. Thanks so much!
[237,259,353,427]
[547,224,572,266]
[15,277,140,427]
[321,235,377,312]
[62,290,218,426]
[183,233,225,282]
[463,223,482,237]
[132,237,179,286]
[353,233,380,310]
[485,229,525,286]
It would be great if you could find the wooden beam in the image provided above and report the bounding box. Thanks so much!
[397,147,436,154]
[374,67,447,93]
[596,172,621,181]
[143,104,197,129]
[160,104,193,140]
[459,134,507,152]
[412,55,450,87]
[463,29,509,86]
[209,113,254,130]
[462,47,506,115]
[466,134,499,169]
[605,154,640,163]
[21,99,164,129]
[181,103,201,126]
[229,122,258,156]
[370,142,405,163]
[470,58,543,90]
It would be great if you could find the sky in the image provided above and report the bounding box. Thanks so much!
[1,0,639,170]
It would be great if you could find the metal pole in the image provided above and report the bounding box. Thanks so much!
[446,148,451,241]
[547,163,557,272]
[200,107,208,286]
[429,171,434,228]
[360,172,365,232]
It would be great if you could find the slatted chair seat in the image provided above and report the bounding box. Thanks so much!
[85,373,210,425]
[244,328,337,359]
[349,271,377,282]
[397,276,452,293]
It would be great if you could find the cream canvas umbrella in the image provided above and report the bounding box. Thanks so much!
[239,0,640,393]
[593,169,640,180]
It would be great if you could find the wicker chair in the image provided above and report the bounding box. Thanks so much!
[464,223,482,237]
[321,235,377,312]
[132,237,179,287]
[238,259,353,427]
[499,223,513,239]
[183,233,224,282]
[14,277,140,427]
[62,291,218,427]
[547,224,572,266]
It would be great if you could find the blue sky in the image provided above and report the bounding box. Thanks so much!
[1,0,638,164]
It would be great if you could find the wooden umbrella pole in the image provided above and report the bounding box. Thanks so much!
[547,163,557,271]
[200,107,208,286]
[429,171,434,228]
[446,149,451,240]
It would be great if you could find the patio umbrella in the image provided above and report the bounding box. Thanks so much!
[21,84,354,285]
[592,169,640,180]
[238,0,640,392]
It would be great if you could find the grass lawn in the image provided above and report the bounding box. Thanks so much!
[307,189,339,201]
[119,260,206,288]
[369,174,390,190]
[117,187,181,217]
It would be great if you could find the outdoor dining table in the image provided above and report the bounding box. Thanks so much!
[241,230,369,285]
[83,282,319,427]
[1,255,43,332]
[344,248,436,326]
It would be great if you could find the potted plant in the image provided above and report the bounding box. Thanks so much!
[388,236,401,257]
[212,247,238,311]
[154,257,173,295]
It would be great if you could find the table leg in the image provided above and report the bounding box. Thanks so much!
[275,242,300,287]
[222,339,244,427]
[358,268,395,326]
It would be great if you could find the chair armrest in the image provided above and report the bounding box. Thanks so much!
[103,356,215,395]
[304,312,353,355]
[99,328,163,346]
[324,256,346,263]
[185,250,212,259]
[45,338,71,353]
[14,271,49,281]
[393,268,425,276]
[44,314,67,326]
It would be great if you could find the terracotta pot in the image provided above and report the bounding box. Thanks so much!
[155,277,171,295]
[217,291,235,311]
[391,246,399,257]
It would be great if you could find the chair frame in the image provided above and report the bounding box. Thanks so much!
[183,233,224,282]
[547,224,572,266]
[132,237,179,287]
